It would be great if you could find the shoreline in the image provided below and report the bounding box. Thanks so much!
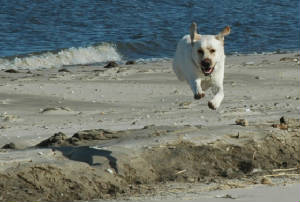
[0,50,299,71]
[0,52,299,202]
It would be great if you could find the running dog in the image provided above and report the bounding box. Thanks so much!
[173,22,230,110]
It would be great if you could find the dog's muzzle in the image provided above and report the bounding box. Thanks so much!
[201,59,215,76]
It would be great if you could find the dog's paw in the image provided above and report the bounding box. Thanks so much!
[208,101,216,110]
[194,93,205,100]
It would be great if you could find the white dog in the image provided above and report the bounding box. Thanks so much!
[173,22,230,110]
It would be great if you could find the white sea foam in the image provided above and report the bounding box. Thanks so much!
[0,43,122,69]
[135,57,171,64]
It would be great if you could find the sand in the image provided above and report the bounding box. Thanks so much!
[0,52,299,202]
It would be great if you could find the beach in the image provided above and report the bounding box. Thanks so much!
[0,52,299,202]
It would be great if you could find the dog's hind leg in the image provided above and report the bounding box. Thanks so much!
[208,81,224,110]
[172,63,185,81]
[208,64,225,110]
[201,79,211,91]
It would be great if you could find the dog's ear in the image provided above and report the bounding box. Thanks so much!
[216,26,231,41]
[190,22,200,45]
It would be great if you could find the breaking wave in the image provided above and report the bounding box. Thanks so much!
[0,43,122,69]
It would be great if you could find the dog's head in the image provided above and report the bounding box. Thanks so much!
[190,22,230,76]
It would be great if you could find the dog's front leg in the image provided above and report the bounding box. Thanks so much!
[190,78,205,100]
[208,83,224,110]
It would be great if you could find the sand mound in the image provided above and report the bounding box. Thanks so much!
[36,129,121,147]
[0,119,299,202]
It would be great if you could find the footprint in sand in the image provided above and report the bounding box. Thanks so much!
[40,106,76,115]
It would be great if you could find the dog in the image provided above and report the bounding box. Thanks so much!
[173,22,230,110]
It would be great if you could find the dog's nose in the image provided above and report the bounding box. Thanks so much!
[201,59,211,69]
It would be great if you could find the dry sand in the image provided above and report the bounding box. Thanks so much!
[0,53,299,202]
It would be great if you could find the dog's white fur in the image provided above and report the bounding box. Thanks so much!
[173,22,230,110]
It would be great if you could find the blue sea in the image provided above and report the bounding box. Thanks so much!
[0,0,299,69]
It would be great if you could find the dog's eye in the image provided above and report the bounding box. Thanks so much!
[210,49,216,53]
[198,49,204,55]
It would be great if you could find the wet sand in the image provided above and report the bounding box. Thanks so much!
[0,53,299,202]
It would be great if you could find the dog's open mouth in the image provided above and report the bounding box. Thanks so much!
[201,66,214,76]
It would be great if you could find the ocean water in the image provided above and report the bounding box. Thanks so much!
[0,0,299,69]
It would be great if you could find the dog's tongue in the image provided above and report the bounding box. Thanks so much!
[204,68,213,74]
